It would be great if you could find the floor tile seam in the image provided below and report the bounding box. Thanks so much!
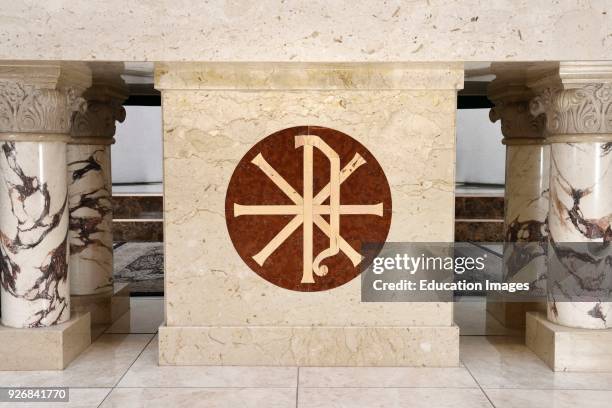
[110,333,157,389]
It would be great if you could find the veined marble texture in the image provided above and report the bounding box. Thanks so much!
[547,141,612,329]
[502,143,550,296]
[0,141,70,328]
[162,87,457,328]
[67,144,114,295]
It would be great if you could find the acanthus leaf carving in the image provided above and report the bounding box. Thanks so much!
[0,81,86,134]
[530,83,612,135]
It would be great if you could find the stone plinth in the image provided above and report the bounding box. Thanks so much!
[0,313,91,370]
[526,312,612,372]
[156,62,462,366]
[159,325,458,367]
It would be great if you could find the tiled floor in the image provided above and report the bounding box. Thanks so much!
[2,297,612,407]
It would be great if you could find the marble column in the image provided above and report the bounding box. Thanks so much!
[486,69,549,328]
[68,84,126,296]
[489,81,549,292]
[530,63,612,329]
[0,62,91,328]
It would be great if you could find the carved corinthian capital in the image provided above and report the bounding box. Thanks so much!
[0,81,87,134]
[71,99,126,138]
[0,62,91,135]
[71,76,128,138]
[489,100,546,140]
[487,64,546,140]
[530,83,612,135]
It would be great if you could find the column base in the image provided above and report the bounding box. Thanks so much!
[0,312,91,370]
[526,311,612,372]
[159,324,459,367]
[486,291,546,329]
[71,283,131,326]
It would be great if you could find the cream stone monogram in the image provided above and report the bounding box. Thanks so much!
[226,126,392,292]
[234,134,384,284]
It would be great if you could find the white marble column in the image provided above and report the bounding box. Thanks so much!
[484,68,550,332]
[489,86,549,293]
[0,62,91,328]
[68,83,126,296]
[530,63,612,329]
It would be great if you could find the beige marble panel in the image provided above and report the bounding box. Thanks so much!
[162,87,457,328]
[2,1,611,62]
[158,325,459,366]
[0,312,90,370]
[526,312,612,372]
[155,62,463,90]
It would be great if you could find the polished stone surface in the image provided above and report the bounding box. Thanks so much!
[0,141,71,328]
[0,388,111,408]
[501,143,548,295]
[68,144,114,296]
[0,332,153,387]
[112,220,163,242]
[455,196,504,219]
[3,3,611,62]
[298,388,492,408]
[461,336,612,389]
[1,296,611,406]
[112,195,163,219]
[455,220,504,242]
[102,388,297,408]
[0,312,90,370]
[159,325,459,367]
[484,389,612,408]
[547,141,612,329]
[119,338,297,387]
[105,296,164,334]
[108,192,504,245]
[71,282,130,326]
[526,312,612,372]
[158,63,461,366]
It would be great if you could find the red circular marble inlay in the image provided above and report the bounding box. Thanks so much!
[225,126,392,291]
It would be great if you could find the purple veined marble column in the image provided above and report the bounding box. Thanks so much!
[67,140,114,295]
[531,75,612,329]
[502,139,549,292]
[0,63,91,328]
[68,86,126,296]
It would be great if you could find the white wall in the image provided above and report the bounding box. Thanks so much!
[111,105,163,184]
[455,108,505,185]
